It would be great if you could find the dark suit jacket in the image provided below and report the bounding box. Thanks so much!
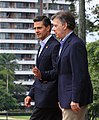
[58,32,93,109]
[29,36,60,108]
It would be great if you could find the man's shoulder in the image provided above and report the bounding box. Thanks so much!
[50,36,60,44]
[70,34,85,46]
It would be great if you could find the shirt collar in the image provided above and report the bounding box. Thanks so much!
[40,34,52,47]
[60,31,73,43]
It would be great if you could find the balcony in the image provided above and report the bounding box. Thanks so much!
[0,39,38,44]
[0,18,34,23]
[15,70,33,75]
[0,29,35,33]
[16,59,36,65]
[14,79,35,85]
[0,49,38,54]
[0,0,38,2]
[0,8,38,13]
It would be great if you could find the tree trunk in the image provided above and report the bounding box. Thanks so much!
[78,0,86,44]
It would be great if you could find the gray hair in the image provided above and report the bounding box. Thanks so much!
[51,11,75,30]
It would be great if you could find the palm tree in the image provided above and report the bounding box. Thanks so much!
[0,53,18,111]
[0,53,17,93]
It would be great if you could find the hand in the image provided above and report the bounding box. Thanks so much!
[32,66,42,80]
[24,96,32,107]
[70,101,81,112]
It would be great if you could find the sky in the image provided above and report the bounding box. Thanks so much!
[75,0,99,43]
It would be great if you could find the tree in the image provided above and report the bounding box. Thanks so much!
[0,53,18,110]
[87,40,99,119]
[0,53,28,111]
[0,53,17,93]
[78,0,86,43]
[86,0,99,32]
[0,91,18,111]
[13,83,28,106]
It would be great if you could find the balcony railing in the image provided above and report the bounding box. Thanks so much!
[0,47,38,50]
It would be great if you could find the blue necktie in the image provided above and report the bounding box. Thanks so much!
[59,40,64,56]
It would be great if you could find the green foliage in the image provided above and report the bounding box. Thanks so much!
[13,83,28,103]
[0,86,18,111]
[91,4,99,22]
[86,1,99,33]
[0,53,16,80]
[0,53,17,92]
[87,40,99,118]
[0,53,28,111]
[0,92,18,111]
[0,53,18,111]
[86,19,96,32]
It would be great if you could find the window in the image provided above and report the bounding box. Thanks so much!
[15,33,24,39]
[0,23,9,29]
[0,13,7,18]
[0,2,9,8]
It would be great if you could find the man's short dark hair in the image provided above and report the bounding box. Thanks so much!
[33,16,51,31]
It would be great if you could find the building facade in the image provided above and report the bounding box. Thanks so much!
[0,0,70,106]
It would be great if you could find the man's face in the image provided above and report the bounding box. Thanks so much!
[34,21,50,40]
[52,18,66,40]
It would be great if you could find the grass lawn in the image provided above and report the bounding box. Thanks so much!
[11,116,99,120]
[0,116,30,120]
[0,116,99,120]
[11,116,30,120]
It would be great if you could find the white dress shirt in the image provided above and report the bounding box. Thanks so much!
[39,34,52,56]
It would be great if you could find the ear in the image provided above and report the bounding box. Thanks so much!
[47,25,50,32]
[63,23,67,30]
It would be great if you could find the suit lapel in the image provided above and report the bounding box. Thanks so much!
[58,33,73,62]
[37,37,52,66]
[60,40,69,56]
[36,46,41,67]
[39,44,49,59]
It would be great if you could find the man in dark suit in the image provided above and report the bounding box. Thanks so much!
[24,16,62,120]
[51,11,93,120]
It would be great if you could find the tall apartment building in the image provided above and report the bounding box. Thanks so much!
[0,0,70,105]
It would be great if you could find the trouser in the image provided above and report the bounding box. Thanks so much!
[30,106,62,120]
[61,106,87,120]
